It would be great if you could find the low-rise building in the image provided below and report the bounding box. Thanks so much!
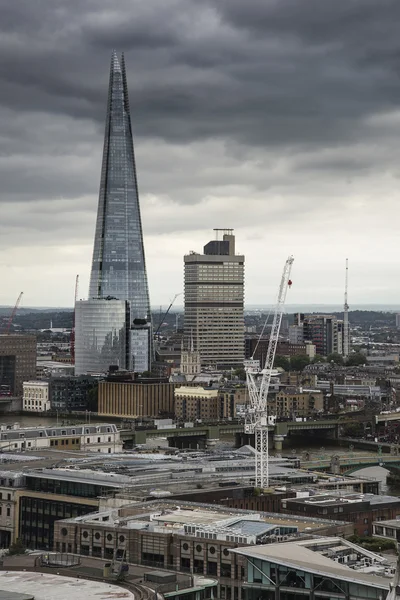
[0,334,37,397]
[50,375,98,412]
[53,500,353,600]
[270,388,323,418]
[218,386,247,419]
[98,378,183,418]
[0,423,122,454]
[233,537,393,600]
[0,471,25,547]
[282,491,400,536]
[23,381,50,412]
[174,386,219,421]
[372,518,400,543]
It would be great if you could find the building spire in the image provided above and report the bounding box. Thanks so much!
[88,51,151,322]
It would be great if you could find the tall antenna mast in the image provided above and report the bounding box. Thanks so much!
[343,259,349,358]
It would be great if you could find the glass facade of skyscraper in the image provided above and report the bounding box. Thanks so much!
[89,52,151,323]
[75,52,152,375]
[74,299,129,375]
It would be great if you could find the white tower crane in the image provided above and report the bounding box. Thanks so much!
[244,256,294,488]
[343,258,349,359]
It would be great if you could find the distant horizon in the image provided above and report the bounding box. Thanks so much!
[2,303,400,313]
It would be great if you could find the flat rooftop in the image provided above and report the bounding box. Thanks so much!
[232,537,391,590]
[63,499,349,533]
[0,572,135,600]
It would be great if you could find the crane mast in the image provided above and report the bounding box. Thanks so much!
[343,259,349,358]
[244,256,294,488]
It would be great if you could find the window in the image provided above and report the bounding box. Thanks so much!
[6,508,10,517]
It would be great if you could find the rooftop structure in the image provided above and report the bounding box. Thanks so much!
[0,571,135,600]
[233,537,394,599]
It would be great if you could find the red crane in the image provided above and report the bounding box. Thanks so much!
[3,292,23,334]
[70,275,79,363]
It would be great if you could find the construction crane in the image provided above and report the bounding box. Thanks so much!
[244,256,294,488]
[70,275,79,363]
[3,292,23,334]
[154,293,182,337]
[343,258,349,359]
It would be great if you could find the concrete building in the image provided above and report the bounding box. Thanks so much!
[282,491,400,536]
[175,386,219,421]
[0,334,36,397]
[302,314,339,356]
[233,537,392,600]
[0,471,24,547]
[184,229,244,368]
[218,386,247,419]
[50,375,98,412]
[22,381,50,412]
[98,377,197,418]
[270,389,324,419]
[245,338,315,365]
[0,423,121,454]
[288,324,304,344]
[0,571,138,600]
[53,500,353,600]
[373,518,400,543]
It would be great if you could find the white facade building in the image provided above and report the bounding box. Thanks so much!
[0,423,122,454]
[23,381,50,412]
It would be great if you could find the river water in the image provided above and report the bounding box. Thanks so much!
[1,415,398,495]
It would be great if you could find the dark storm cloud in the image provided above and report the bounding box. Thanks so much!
[1,0,400,148]
[2,0,400,305]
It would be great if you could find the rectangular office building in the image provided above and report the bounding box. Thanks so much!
[184,229,244,368]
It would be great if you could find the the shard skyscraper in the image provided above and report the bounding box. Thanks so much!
[75,52,152,375]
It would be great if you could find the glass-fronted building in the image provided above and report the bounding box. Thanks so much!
[89,51,151,324]
[129,321,151,373]
[233,538,391,600]
[74,299,129,375]
[75,51,152,375]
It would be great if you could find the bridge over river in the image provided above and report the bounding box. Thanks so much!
[120,419,341,450]
[303,453,400,476]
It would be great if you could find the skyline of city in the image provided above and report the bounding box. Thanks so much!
[2,3,400,307]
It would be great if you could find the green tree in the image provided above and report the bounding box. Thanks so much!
[312,355,326,364]
[8,538,26,556]
[233,368,246,381]
[290,355,310,371]
[86,385,98,412]
[327,353,344,365]
[274,355,290,371]
[346,352,367,366]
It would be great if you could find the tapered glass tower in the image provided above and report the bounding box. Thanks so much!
[89,51,151,322]
[75,52,151,375]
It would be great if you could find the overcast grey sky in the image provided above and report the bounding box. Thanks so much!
[1,0,400,308]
